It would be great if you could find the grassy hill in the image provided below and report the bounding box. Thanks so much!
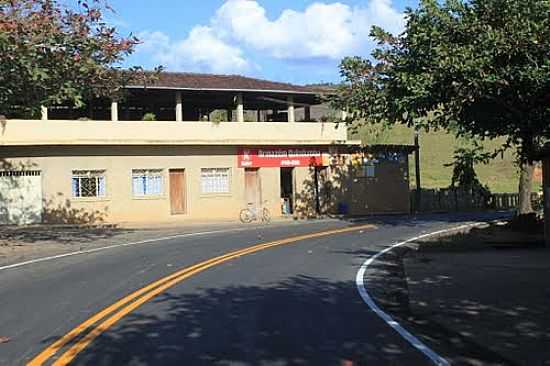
[350,124,523,193]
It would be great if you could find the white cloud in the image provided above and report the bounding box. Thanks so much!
[212,0,404,59]
[134,0,404,74]
[137,27,250,74]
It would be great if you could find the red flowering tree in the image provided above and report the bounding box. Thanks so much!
[0,0,157,117]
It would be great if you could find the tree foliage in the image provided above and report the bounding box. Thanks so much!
[332,0,550,162]
[445,141,491,193]
[0,0,159,117]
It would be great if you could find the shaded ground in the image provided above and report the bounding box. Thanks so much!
[0,212,505,268]
[72,275,427,366]
[371,222,550,365]
[0,220,259,267]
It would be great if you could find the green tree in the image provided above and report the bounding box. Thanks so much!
[0,0,159,117]
[445,142,491,193]
[332,0,550,215]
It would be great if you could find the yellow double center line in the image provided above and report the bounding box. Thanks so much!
[28,224,374,366]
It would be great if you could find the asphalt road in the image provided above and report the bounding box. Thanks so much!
[0,213,505,366]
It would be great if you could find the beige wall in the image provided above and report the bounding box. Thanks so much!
[350,155,411,214]
[292,154,411,217]
[1,145,411,224]
[0,120,349,147]
[3,146,247,223]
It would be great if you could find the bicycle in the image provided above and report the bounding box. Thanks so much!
[240,201,271,224]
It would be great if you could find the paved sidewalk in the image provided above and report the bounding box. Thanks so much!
[404,245,550,365]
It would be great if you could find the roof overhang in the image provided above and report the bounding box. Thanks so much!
[125,85,318,96]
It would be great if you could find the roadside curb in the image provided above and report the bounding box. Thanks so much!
[355,221,497,366]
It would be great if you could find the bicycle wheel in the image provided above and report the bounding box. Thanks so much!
[261,207,271,224]
[240,209,254,223]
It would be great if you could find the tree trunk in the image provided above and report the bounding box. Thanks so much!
[518,162,535,215]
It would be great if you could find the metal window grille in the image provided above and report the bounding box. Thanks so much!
[72,170,106,198]
[200,168,230,193]
[132,169,163,196]
[0,170,41,177]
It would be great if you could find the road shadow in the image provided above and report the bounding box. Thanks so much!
[342,211,513,228]
[59,275,429,366]
[364,246,525,366]
[359,220,550,366]
[0,224,133,245]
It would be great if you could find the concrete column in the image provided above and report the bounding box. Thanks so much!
[40,106,48,121]
[111,100,118,121]
[304,106,311,122]
[287,96,295,123]
[236,93,244,122]
[257,109,261,122]
[175,91,183,122]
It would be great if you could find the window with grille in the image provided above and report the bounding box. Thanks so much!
[132,169,163,196]
[72,170,106,198]
[200,168,230,194]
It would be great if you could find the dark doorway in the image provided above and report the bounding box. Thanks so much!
[280,167,294,214]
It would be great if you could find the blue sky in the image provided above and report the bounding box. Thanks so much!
[109,0,418,85]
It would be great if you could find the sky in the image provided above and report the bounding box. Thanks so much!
[107,0,419,85]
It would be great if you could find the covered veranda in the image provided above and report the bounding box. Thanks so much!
[42,72,328,123]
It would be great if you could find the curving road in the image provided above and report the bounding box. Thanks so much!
[0,213,504,366]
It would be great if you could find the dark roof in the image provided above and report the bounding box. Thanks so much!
[129,72,318,94]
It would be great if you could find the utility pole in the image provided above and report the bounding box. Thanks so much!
[414,130,421,213]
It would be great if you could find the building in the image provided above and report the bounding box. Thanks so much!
[0,72,413,225]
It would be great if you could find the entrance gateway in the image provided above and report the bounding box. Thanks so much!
[280,168,294,214]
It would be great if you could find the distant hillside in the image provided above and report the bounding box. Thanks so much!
[349,124,534,194]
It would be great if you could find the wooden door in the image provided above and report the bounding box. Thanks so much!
[245,168,261,207]
[169,169,186,215]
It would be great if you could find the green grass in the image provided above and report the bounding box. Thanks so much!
[350,124,522,193]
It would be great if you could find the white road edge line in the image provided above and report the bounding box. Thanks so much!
[356,222,483,366]
[0,219,334,272]
[0,227,249,272]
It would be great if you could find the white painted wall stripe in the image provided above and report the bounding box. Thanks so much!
[356,223,483,366]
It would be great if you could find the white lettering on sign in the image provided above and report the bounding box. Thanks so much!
[258,149,321,158]
[281,160,301,166]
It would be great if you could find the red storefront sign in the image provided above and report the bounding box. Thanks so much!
[238,147,328,168]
